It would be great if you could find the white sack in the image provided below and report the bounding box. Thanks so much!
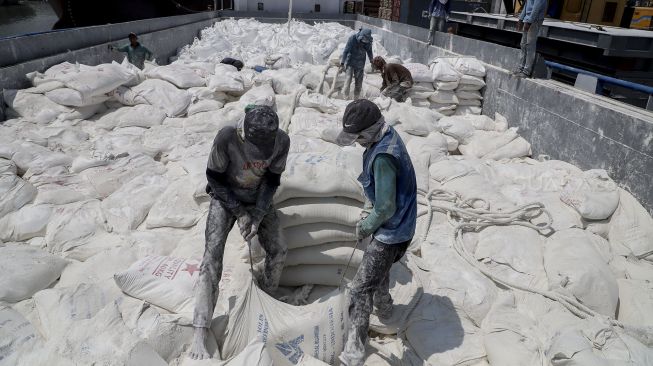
[187,99,225,116]
[277,197,362,228]
[279,264,357,286]
[221,281,347,365]
[97,104,167,129]
[56,62,136,98]
[146,64,206,88]
[384,103,441,136]
[434,80,459,90]
[560,169,619,220]
[285,241,364,267]
[453,57,486,77]
[20,301,167,366]
[403,63,434,82]
[429,90,459,104]
[616,279,653,326]
[283,223,357,250]
[0,203,52,242]
[102,174,169,232]
[458,128,519,158]
[0,245,67,302]
[436,116,476,144]
[431,59,462,82]
[44,199,108,257]
[131,79,192,117]
[275,151,364,203]
[544,229,618,316]
[146,178,203,229]
[207,64,245,93]
[45,87,109,107]
[34,283,121,339]
[114,256,201,314]
[0,174,37,218]
[0,304,43,364]
[3,90,70,124]
[475,226,548,290]
[608,188,653,258]
[457,75,486,90]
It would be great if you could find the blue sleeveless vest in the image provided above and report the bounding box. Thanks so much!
[358,126,417,244]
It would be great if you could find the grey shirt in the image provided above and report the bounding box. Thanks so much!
[207,126,290,203]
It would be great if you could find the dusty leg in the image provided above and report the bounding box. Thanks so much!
[373,270,393,320]
[342,67,354,99]
[353,68,364,100]
[256,206,286,293]
[189,199,235,360]
[339,239,397,366]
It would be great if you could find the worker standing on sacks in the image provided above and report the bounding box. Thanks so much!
[188,106,290,360]
[373,56,414,102]
[341,29,375,100]
[335,100,418,366]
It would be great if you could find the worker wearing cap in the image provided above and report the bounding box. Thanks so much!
[372,56,414,102]
[189,106,290,360]
[110,32,153,69]
[335,100,417,366]
[341,29,374,100]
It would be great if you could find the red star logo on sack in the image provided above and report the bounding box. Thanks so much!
[182,263,200,276]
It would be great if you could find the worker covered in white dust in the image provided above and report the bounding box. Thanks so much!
[341,28,374,100]
[372,56,414,102]
[189,106,290,360]
[335,100,417,366]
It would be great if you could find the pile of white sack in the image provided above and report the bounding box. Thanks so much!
[2,18,653,366]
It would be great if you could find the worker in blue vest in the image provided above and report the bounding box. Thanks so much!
[341,29,374,100]
[514,0,548,77]
[335,99,417,366]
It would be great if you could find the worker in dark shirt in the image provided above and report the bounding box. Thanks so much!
[372,56,413,102]
[220,57,244,71]
[335,100,417,366]
[188,106,290,360]
[110,32,153,69]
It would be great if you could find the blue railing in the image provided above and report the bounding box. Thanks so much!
[545,60,653,110]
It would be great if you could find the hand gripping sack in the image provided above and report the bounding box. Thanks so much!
[221,281,348,366]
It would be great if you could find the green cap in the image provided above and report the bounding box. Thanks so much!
[244,104,257,113]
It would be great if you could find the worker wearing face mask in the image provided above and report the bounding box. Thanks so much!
[335,99,417,366]
[341,28,375,100]
[189,106,290,360]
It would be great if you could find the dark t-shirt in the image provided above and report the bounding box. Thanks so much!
[207,126,290,203]
[382,63,414,90]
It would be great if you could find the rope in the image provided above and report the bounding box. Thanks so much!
[339,239,362,288]
[420,188,626,328]
[247,239,255,283]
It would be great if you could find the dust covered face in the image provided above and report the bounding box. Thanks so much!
[244,106,279,157]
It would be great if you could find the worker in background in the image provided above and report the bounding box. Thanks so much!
[514,0,547,78]
[188,106,290,360]
[110,32,153,69]
[221,57,244,71]
[372,56,413,102]
[426,0,451,45]
[341,28,374,100]
[335,100,417,366]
